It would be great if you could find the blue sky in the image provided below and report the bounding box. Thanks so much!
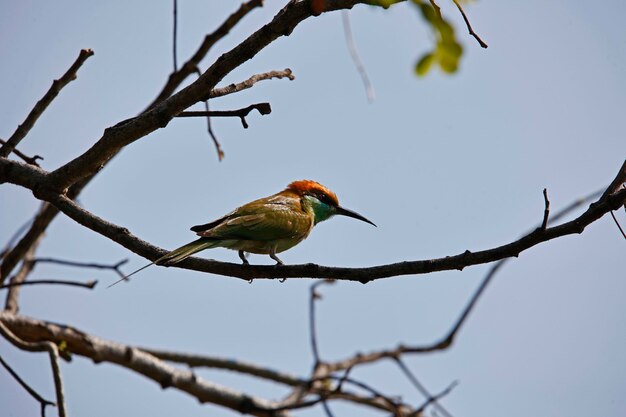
[1,1,625,416]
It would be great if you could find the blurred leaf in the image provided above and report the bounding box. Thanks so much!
[416,2,464,77]
[415,52,435,76]
[367,0,404,8]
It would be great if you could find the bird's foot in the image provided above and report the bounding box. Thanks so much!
[238,250,250,265]
[269,249,284,265]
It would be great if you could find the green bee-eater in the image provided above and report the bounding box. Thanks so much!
[110,180,375,286]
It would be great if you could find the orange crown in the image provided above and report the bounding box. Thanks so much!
[287,180,339,206]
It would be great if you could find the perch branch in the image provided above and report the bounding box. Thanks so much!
[2,156,625,284]
[322,188,606,373]
[0,49,93,158]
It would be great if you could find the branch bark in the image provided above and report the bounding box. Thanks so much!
[0,49,93,158]
[45,1,379,192]
[1,157,624,283]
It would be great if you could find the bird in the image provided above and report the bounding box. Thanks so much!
[109,180,375,287]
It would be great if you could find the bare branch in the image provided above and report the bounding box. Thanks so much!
[48,0,368,190]
[148,0,265,109]
[0,354,56,415]
[601,159,626,199]
[2,156,624,285]
[323,188,605,373]
[310,281,335,368]
[541,188,550,230]
[4,237,42,313]
[0,312,294,417]
[0,279,97,290]
[451,0,488,48]
[201,94,224,161]
[609,211,626,240]
[0,138,43,166]
[341,11,375,101]
[412,380,458,417]
[395,357,454,417]
[31,257,128,280]
[177,103,272,129]
[0,215,35,260]
[210,69,295,99]
[141,347,305,386]
[172,0,178,72]
[0,49,94,158]
[0,320,67,417]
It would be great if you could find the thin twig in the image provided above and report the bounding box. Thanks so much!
[177,103,272,129]
[309,281,325,367]
[148,0,264,108]
[0,138,43,166]
[4,237,42,313]
[0,320,67,417]
[321,188,605,373]
[209,69,294,99]
[172,0,178,72]
[0,215,35,260]
[412,380,458,416]
[31,257,128,280]
[395,357,454,417]
[341,11,375,102]
[0,279,97,290]
[0,48,94,158]
[321,401,335,417]
[0,354,56,414]
[609,211,626,239]
[541,188,550,230]
[451,0,488,48]
[0,312,293,417]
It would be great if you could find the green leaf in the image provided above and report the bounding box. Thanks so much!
[415,53,435,76]
[367,0,404,8]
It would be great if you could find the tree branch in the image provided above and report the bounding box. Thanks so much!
[209,69,294,99]
[45,1,377,191]
[0,138,43,166]
[0,279,97,290]
[321,188,606,374]
[0,319,67,417]
[0,49,94,158]
[177,102,272,129]
[1,157,624,284]
[0,354,56,416]
[148,0,265,109]
[451,0,488,48]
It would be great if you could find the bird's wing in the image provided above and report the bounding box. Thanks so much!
[195,204,312,242]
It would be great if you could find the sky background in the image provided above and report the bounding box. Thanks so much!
[1,1,625,416]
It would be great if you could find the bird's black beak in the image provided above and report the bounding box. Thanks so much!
[336,206,377,227]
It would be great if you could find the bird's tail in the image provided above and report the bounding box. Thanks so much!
[155,238,218,266]
[108,238,217,288]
